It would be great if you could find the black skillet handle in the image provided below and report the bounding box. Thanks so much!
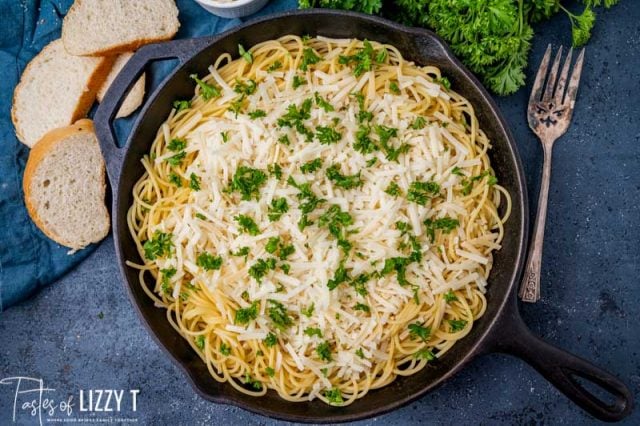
[94,37,214,187]
[483,299,633,422]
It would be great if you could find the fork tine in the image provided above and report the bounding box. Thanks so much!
[564,48,585,107]
[542,46,563,102]
[554,47,573,105]
[529,44,552,104]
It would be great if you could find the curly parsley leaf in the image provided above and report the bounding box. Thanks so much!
[143,231,174,260]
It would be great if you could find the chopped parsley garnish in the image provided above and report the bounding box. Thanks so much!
[385,181,402,197]
[374,125,409,163]
[160,267,176,294]
[267,299,293,330]
[409,322,431,342]
[396,221,412,235]
[238,44,253,64]
[299,47,321,71]
[451,166,464,176]
[249,258,277,283]
[292,75,307,89]
[316,341,332,361]
[143,231,173,260]
[407,180,440,205]
[232,246,250,259]
[264,332,277,347]
[326,164,362,189]
[461,171,497,195]
[338,39,385,77]
[278,99,314,141]
[351,92,373,123]
[243,373,262,390]
[350,273,369,296]
[354,303,370,313]
[195,335,205,350]
[248,109,267,119]
[173,100,191,111]
[168,172,182,187]
[220,343,231,356]
[234,214,260,236]
[196,252,222,271]
[301,158,323,174]
[280,263,291,274]
[423,216,460,242]
[304,327,323,338]
[301,303,315,317]
[268,163,283,180]
[235,301,259,325]
[287,176,325,230]
[319,204,354,253]
[265,367,275,377]
[415,348,436,360]
[268,197,289,222]
[267,60,282,72]
[228,95,245,118]
[327,260,349,290]
[389,81,401,94]
[278,134,290,145]
[167,138,186,151]
[381,257,411,286]
[316,126,342,145]
[444,290,458,303]
[374,124,397,145]
[234,79,257,95]
[324,388,343,405]
[355,348,365,359]
[353,125,377,153]
[448,319,468,332]
[190,74,220,100]
[366,157,377,167]
[435,76,452,90]
[228,166,267,201]
[297,215,313,231]
[265,237,280,254]
[189,173,201,191]
[279,244,295,260]
[411,116,427,130]
[167,151,186,166]
[314,92,334,112]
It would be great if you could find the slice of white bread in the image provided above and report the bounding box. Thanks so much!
[11,39,114,148]
[97,53,146,118]
[62,0,180,56]
[23,119,110,250]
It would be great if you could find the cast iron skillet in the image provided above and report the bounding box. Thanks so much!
[93,10,633,423]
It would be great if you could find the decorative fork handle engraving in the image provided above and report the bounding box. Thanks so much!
[519,146,553,303]
[520,264,541,303]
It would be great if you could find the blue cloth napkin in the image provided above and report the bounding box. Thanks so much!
[0,0,297,312]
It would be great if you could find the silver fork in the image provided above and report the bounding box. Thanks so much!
[518,45,585,303]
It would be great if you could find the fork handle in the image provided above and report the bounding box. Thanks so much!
[519,144,554,302]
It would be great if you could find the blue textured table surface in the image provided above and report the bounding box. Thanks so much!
[1,1,639,425]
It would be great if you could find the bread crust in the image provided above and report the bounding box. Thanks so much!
[61,0,179,57]
[23,119,110,249]
[11,40,115,148]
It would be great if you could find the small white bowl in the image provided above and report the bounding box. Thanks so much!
[193,0,270,19]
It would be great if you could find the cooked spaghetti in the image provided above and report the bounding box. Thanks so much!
[126,36,511,405]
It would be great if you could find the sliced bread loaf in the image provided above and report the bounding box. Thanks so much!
[23,119,110,250]
[11,39,113,148]
[62,0,180,56]
[97,53,146,118]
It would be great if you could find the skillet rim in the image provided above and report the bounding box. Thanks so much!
[108,9,529,423]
